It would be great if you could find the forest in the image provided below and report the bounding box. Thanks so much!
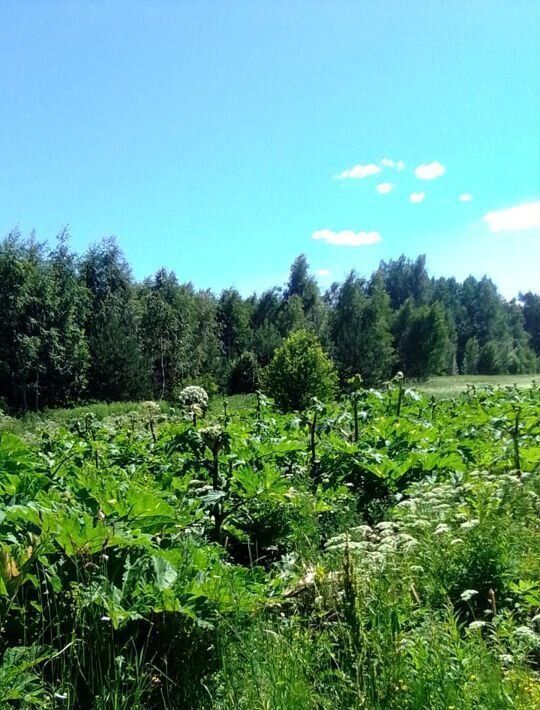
[0,229,538,413]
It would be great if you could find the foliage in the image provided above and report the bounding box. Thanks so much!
[0,236,537,412]
[0,382,538,706]
[263,329,338,411]
[228,351,260,394]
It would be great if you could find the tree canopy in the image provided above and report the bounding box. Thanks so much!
[0,232,537,411]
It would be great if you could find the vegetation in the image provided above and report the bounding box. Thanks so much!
[0,233,538,414]
[0,380,538,707]
[263,329,338,411]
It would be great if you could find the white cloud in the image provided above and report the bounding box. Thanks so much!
[376,182,393,194]
[312,229,382,247]
[380,158,405,170]
[409,192,426,203]
[483,201,540,233]
[414,161,445,180]
[459,193,473,202]
[316,268,331,277]
[334,163,381,180]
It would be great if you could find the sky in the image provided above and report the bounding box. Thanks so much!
[1,1,539,299]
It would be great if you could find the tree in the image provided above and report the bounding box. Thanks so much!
[478,341,502,375]
[263,329,337,411]
[330,272,394,385]
[283,255,329,341]
[376,255,431,309]
[139,269,184,399]
[395,300,450,379]
[228,351,260,394]
[462,337,480,375]
[217,288,252,360]
[81,238,148,401]
[519,292,540,358]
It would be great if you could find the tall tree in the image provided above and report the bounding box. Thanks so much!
[395,300,450,379]
[520,292,540,358]
[217,288,252,360]
[81,238,148,401]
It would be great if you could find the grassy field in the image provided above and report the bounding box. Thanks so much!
[1,375,537,435]
[417,374,538,398]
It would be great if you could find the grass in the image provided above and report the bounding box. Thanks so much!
[0,400,169,435]
[416,374,538,398]
[2,376,537,435]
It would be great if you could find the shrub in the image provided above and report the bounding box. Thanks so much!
[263,329,338,411]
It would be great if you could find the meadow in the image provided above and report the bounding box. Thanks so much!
[0,380,539,708]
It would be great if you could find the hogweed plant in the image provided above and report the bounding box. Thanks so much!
[0,382,538,706]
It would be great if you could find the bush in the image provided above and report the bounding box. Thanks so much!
[263,329,338,411]
[228,351,260,394]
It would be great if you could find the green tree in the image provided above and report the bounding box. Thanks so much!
[263,329,337,411]
[81,238,149,401]
[520,292,540,357]
[217,288,253,360]
[331,272,394,385]
[395,300,449,379]
[139,269,185,398]
[462,337,480,375]
[228,351,260,394]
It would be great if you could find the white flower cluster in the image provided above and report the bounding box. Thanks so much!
[178,385,209,410]
[326,521,418,569]
[141,400,161,417]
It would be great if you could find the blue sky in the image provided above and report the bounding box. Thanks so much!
[1,1,539,298]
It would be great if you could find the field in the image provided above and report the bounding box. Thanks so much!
[0,381,539,708]
[418,374,538,398]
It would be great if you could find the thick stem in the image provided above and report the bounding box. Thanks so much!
[212,451,222,540]
[310,410,318,475]
[396,382,404,418]
[512,408,521,475]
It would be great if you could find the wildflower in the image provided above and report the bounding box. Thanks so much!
[460,589,478,601]
[141,400,161,416]
[468,621,486,630]
[178,385,209,410]
[434,524,450,535]
[460,519,479,530]
[469,674,477,681]
[375,521,399,531]
[515,626,538,641]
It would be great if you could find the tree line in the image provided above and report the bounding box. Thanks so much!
[0,229,538,411]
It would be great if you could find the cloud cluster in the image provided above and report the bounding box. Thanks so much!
[322,155,539,255]
[312,229,382,247]
[315,268,331,277]
[381,158,405,170]
[334,163,381,180]
[483,201,540,233]
[414,161,446,180]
